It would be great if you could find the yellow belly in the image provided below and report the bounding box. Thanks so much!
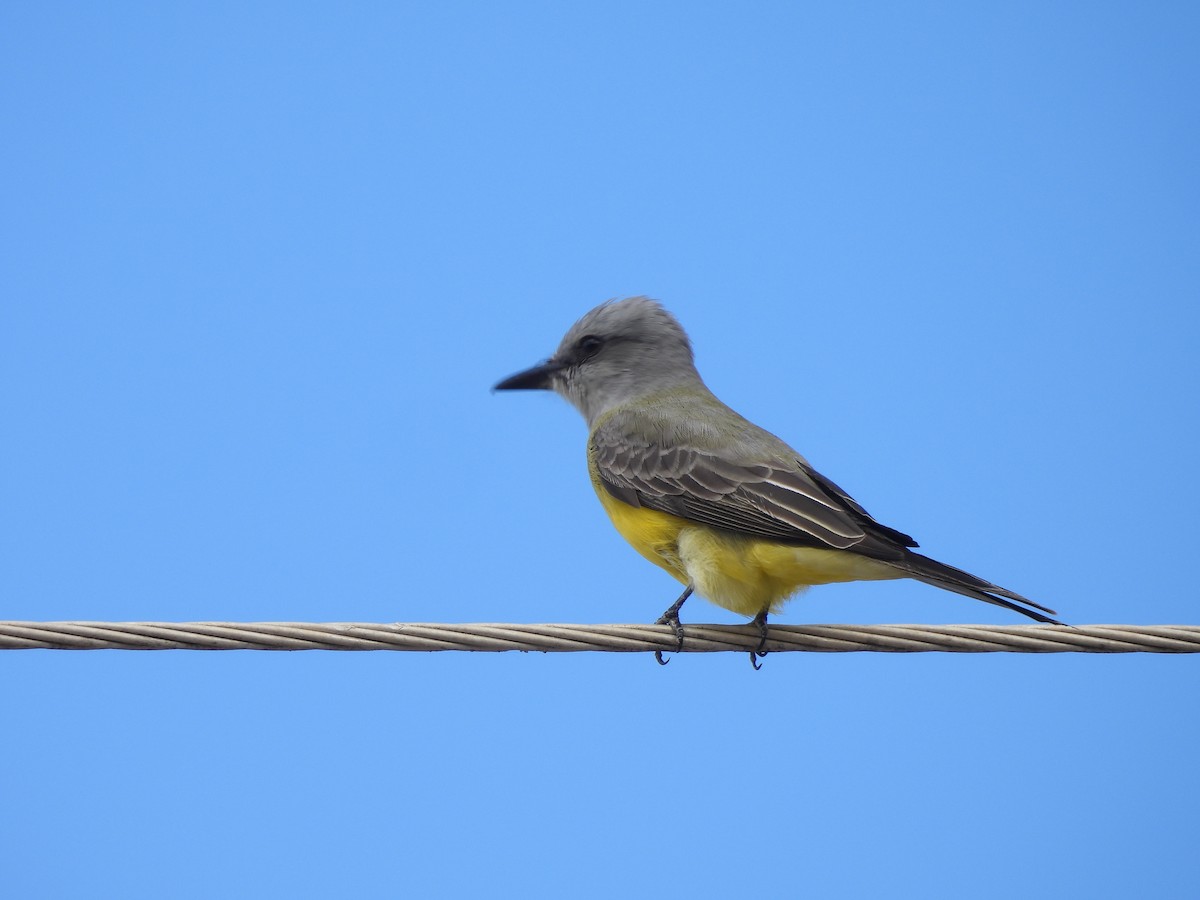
[590,468,898,616]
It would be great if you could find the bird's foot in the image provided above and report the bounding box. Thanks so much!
[749,610,770,670]
[653,586,693,665]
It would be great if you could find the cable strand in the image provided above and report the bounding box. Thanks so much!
[1,622,1198,653]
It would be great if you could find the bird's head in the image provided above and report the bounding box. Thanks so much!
[494,297,701,425]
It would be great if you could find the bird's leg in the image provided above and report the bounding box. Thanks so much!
[749,610,770,670]
[653,585,693,665]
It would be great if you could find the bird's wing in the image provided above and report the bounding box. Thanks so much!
[590,417,1061,623]
[590,420,895,551]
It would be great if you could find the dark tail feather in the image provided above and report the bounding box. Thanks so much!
[901,552,1062,625]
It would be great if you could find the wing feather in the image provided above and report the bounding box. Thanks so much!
[588,416,1059,624]
[591,424,867,549]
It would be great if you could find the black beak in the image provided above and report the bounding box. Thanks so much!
[493,359,564,391]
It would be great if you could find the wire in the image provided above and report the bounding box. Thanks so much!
[1,622,1197,653]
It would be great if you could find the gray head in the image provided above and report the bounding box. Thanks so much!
[494,297,704,425]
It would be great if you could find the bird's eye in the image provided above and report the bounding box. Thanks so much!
[576,334,604,356]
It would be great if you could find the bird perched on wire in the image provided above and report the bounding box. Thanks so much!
[495,297,1059,667]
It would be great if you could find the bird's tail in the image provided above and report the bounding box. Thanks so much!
[899,551,1062,625]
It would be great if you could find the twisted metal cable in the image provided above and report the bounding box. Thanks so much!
[1,622,1198,653]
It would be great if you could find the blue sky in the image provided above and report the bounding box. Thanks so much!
[2,3,1197,897]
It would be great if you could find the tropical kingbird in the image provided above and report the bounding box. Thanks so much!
[495,297,1058,665]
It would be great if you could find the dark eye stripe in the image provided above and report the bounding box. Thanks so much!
[575,334,604,358]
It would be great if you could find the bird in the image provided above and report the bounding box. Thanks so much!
[494,297,1059,666]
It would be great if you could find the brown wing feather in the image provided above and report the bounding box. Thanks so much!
[589,420,1060,624]
[591,426,867,549]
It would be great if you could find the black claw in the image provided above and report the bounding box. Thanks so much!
[749,611,770,670]
[652,585,693,665]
